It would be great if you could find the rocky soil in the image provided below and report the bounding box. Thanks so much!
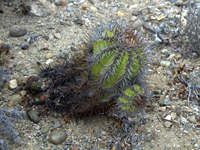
[1,0,200,150]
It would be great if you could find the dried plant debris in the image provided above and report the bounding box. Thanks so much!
[0,107,24,150]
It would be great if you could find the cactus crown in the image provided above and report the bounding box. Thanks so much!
[86,18,147,100]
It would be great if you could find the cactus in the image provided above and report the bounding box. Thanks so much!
[86,18,147,103]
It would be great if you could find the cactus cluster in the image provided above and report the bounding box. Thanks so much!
[26,18,150,120]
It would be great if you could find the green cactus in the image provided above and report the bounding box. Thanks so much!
[85,18,149,116]
[118,84,145,113]
[90,27,146,95]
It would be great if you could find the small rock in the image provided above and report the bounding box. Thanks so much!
[9,28,27,37]
[159,99,170,106]
[90,6,98,12]
[54,33,61,39]
[174,1,188,6]
[8,94,22,102]
[41,126,50,134]
[157,107,166,112]
[21,44,29,50]
[160,49,169,54]
[188,116,196,123]
[60,0,66,6]
[48,129,67,145]
[17,76,26,86]
[132,19,143,30]
[46,53,53,59]
[165,115,171,120]
[54,121,61,128]
[181,116,188,125]
[67,6,74,12]
[15,64,22,72]
[132,10,138,16]
[117,12,124,17]
[27,109,40,123]
[129,4,138,9]
[130,16,137,22]
[171,112,177,120]
[71,46,76,51]
[82,4,89,9]
[160,61,171,67]
[110,7,117,14]
[184,141,191,147]
[164,121,173,128]
[20,90,27,97]
[46,59,53,65]
[9,79,18,89]
[157,14,166,21]
[150,143,155,148]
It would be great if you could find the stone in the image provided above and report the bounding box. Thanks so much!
[60,0,66,6]
[9,28,27,37]
[27,109,40,123]
[21,44,29,50]
[82,4,89,9]
[46,53,53,59]
[41,126,50,134]
[8,94,22,102]
[132,19,143,30]
[46,59,53,65]
[117,12,124,17]
[54,33,61,39]
[160,61,171,67]
[171,112,177,120]
[110,7,117,14]
[174,1,188,6]
[188,116,196,123]
[160,49,169,54]
[90,6,98,12]
[67,6,74,12]
[23,0,57,17]
[157,107,166,112]
[48,129,67,145]
[157,14,166,21]
[9,79,18,89]
[165,115,171,120]
[130,16,137,22]
[159,99,170,106]
[53,121,61,128]
[129,4,138,9]
[164,121,173,128]
[181,116,188,124]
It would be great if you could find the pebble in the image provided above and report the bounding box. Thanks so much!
[82,4,89,10]
[54,33,61,39]
[165,115,171,120]
[21,44,29,50]
[164,121,173,128]
[46,53,53,59]
[171,112,177,120]
[15,64,22,72]
[90,6,98,12]
[67,6,74,12]
[9,28,27,37]
[9,79,18,89]
[27,109,40,123]
[132,19,143,30]
[181,116,188,125]
[160,61,171,67]
[71,46,77,51]
[41,126,50,134]
[54,121,61,128]
[188,116,196,123]
[8,94,22,102]
[159,99,170,106]
[48,129,67,145]
[117,12,124,17]
[129,4,138,9]
[130,16,137,22]
[160,49,169,55]
[157,107,166,112]
[46,59,53,65]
